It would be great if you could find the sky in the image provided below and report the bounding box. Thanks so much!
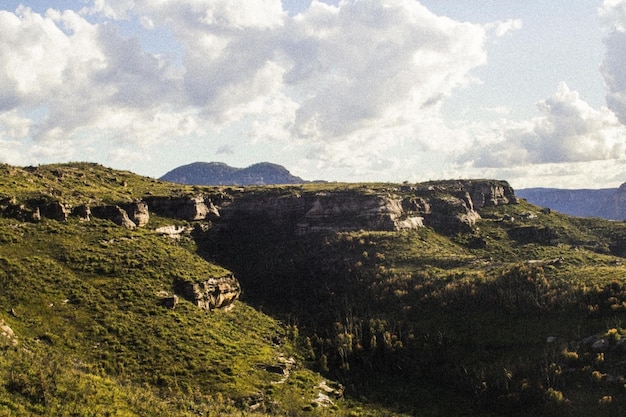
[1,0,626,189]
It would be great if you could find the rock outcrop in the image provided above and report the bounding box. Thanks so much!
[39,201,71,221]
[215,180,516,235]
[0,319,18,347]
[91,205,137,229]
[176,275,241,311]
[145,195,218,221]
[119,201,150,227]
[0,180,516,236]
[508,226,560,245]
[0,197,72,222]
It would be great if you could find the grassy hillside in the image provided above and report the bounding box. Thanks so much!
[2,163,626,416]
[0,164,367,416]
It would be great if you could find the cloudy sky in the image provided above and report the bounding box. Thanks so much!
[1,0,626,188]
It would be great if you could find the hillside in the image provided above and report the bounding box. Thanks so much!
[518,183,626,220]
[2,163,626,415]
[160,162,306,185]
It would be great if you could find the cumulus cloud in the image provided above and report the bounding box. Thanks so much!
[0,0,505,181]
[600,0,626,31]
[488,18,523,38]
[459,83,626,168]
[601,0,626,124]
[283,0,487,138]
[0,6,183,145]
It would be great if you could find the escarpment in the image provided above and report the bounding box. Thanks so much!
[0,179,517,235]
[0,175,518,317]
[213,180,517,235]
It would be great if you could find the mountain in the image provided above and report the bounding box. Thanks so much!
[160,161,306,185]
[3,163,626,416]
[517,182,626,220]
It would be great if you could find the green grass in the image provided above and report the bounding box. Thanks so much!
[0,215,351,415]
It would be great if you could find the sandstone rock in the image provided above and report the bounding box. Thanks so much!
[301,193,420,232]
[424,195,480,233]
[155,225,187,238]
[467,181,517,208]
[213,182,516,235]
[145,195,211,220]
[91,205,136,229]
[39,201,71,221]
[0,319,18,347]
[120,201,149,227]
[402,197,431,214]
[395,216,425,230]
[31,206,41,222]
[177,275,241,310]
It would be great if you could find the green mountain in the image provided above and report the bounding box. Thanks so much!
[160,162,306,185]
[2,163,626,416]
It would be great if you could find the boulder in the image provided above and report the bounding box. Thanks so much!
[155,225,187,238]
[424,195,481,233]
[0,319,18,347]
[177,275,241,311]
[160,295,179,309]
[591,338,610,353]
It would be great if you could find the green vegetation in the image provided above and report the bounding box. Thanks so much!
[203,189,626,416]
[2,163,626,415]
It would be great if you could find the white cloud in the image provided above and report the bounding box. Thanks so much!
[600,0,626,31]
[283,0,487,138]
[82,0,488,138]
[601,0,626,124]
[0,0,500,181]
[0,111,32,139]
[459,83,626,168]
[0,6,186,149]
[489,18,523,38]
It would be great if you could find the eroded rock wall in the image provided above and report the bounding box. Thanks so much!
[215,180,516,235]
[177,275,241,310]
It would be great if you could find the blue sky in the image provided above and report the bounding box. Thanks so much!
[1,0,626,188]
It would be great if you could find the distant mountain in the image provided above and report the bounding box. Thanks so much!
[160,162,306,185]
[517,183,626,220]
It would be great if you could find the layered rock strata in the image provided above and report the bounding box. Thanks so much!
[216,180,517,234]
[176,275,241,311]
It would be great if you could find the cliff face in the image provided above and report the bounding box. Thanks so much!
[214,180,517,235]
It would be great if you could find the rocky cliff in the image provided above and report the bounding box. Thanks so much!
[214,180,517,235]
[0,175,517,313]
[176,275,241,311]
[0,179,516,234]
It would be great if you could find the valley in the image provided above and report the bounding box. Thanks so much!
[1,163,626,416]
